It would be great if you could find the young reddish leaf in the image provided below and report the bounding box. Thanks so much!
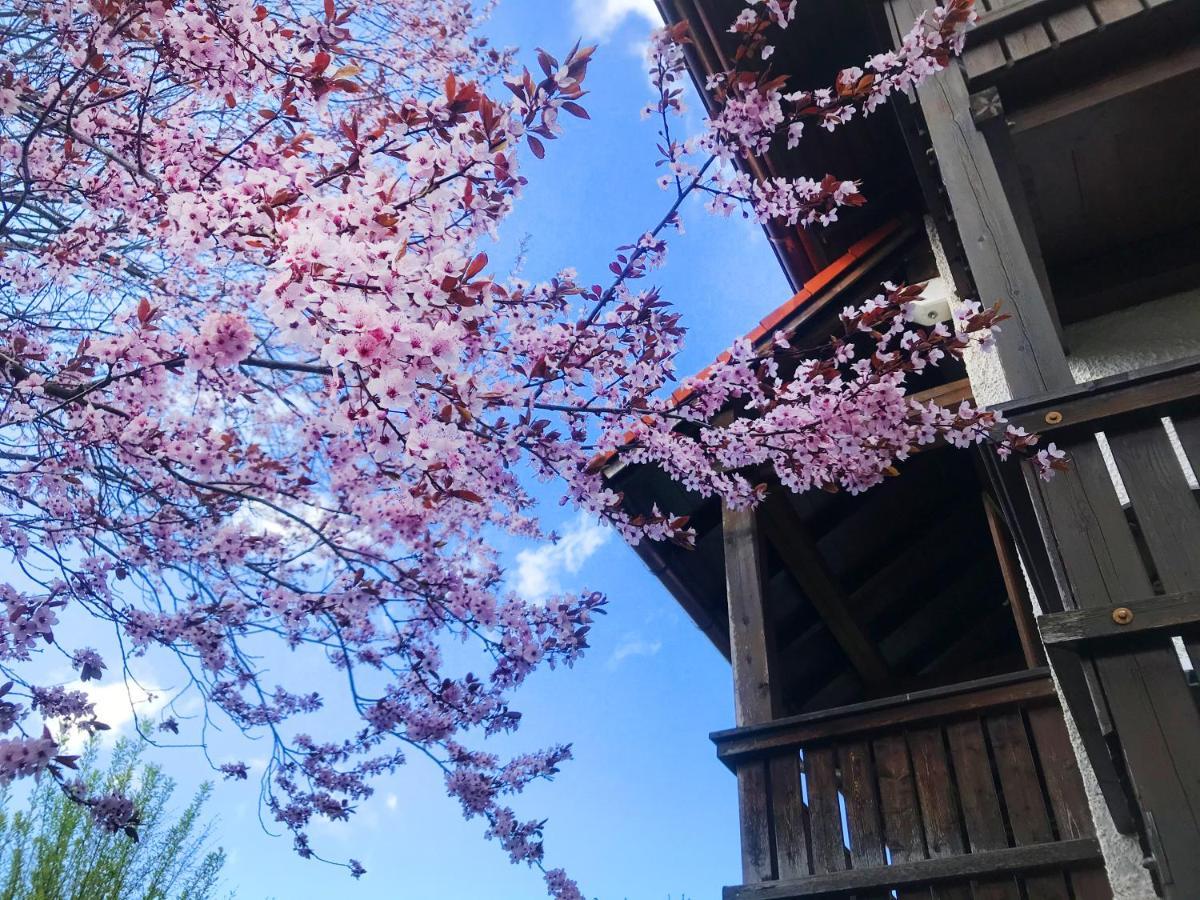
[323,0,336,21]
[561,101,589,120]
[465,253,488,279]
[527,135,545,159]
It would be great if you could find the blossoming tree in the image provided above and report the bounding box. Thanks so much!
[0,0,1059,894]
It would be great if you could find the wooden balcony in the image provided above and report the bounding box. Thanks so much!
[713,669,1107,899]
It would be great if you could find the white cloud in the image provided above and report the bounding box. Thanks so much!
[385,793,398,811]
[64,678,166,751]
[572,0,662,40]
[606,635,663,670]
[514,512,611,602]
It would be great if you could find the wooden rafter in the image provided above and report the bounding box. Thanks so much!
[758,494,891,689]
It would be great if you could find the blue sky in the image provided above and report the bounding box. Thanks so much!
[17,2,798,898]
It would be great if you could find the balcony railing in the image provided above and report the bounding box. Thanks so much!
[712,669,1107,899]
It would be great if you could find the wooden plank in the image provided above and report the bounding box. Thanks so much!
[888,0,1074,398]
[1001,21,1053,62]
[984,493,1047,667]
[907,727,972,900]
[1002,358,1200,438]
[964,40,1009,80]
[758,496,891,688]
[1045,4,1099,43]
[723,839,1104,900]
[1026,706,1113,900]
[872,733,930,900]
[1107,419,1200,668]
[714,671,1056,765]
[839,742,886,870]
[1091,0,1145,23]
[804,746,847,875]
[768,753,810,880]
[738,760,774,883]
[723,504,777,727]
[986,712,1070,900]
[945,718,1021,900]
[1038,589,1200,645]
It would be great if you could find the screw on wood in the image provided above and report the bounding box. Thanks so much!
[1112,607,1134,626]
[1045,410,1064,425]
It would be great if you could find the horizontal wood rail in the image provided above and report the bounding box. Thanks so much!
[724,838,1103,899]
[713,669,1055,767]
[1039,588,1200,645]
[998,354,1200,436]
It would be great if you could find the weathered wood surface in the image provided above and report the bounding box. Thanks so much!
[768,753,810,880]
[873,733,930,900]
[1038,589,1200,645]
[999,354,1200,437]
[738,760,774,883]
[839,741,886,871]
[945,718,1021,900]
[805,747,847,875]
[714,669,1055,764]
[888,0,1074,398]
[723,839,1104,900]
[987,712,1070,900]
[909,727,972,900]
[723,504,778,727]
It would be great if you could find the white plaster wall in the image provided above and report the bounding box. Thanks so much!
[923,219,1193,898]
[1065,287,1200,383]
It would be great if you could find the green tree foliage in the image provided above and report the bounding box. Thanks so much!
[0,739,229,900]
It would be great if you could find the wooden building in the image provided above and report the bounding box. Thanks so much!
[615,1,1200,897]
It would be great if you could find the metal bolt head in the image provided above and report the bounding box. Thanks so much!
[1112,607,1134,626]
[1045,411,1064,425]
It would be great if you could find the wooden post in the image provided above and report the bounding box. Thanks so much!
[723,503,778,883]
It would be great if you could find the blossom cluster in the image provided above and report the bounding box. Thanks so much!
[0,0,1042,896]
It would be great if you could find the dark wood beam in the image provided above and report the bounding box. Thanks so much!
[758,495,891,689]
[714,669,1055,766]
[1038,589,1200,646]
[999,355,1200,438]
[983,493,1047,667]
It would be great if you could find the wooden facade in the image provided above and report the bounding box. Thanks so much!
[624,0,1200,897]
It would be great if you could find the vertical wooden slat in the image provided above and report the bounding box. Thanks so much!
[874,734,932,900]
[986,712,1070,900]
[768,753,810,880]
[805,746,846,875]
[840,741,886,871]
[737,760,773,883]
[1027,705,1113,900]
[908,728,972,900]
[945,719,1021,900]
